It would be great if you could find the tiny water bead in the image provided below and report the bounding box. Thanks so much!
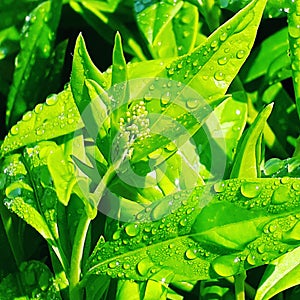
[218,56,228,65]
[236,50,246,59]
[186,99,200,109]
[22,111,33,122]
[214,71,225,81]
[34,104,44,114]
[10,125,19,136]
[45,94,58,106]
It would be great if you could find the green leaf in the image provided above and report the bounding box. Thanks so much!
[71,33,109,115]
[85,177,300,282]
[0,0,42,30]
[70,1,146,60]
[158,0,267,99]
[230,103,273,179]
[0,26,20,60]
[195,92,248,179]
[0,143,69,272]
[0,260,62,299]
[255,247,300,299]
[241,28,289,83]
[135,0,183,58]
[6,0,63,127]
[0,88,83,157]
[288,1,300,118]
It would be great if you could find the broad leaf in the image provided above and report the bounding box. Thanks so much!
[0,260,62,299]
[85,177,300,283]
[1,88,83,157]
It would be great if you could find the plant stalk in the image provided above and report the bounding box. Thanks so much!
[235,271,247,300]
[69,211,91,300]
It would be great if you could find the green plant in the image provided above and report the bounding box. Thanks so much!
[1,0,300,299]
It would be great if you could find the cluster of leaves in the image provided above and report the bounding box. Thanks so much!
[0,0,300,299]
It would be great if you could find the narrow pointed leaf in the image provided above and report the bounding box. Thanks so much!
[255,247,300,300]
[288,1,300,118]
[230,103,273,178]
[157,0,267,99]
[6,0,62,127]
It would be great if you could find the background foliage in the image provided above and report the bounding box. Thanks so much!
[0,0,300,299]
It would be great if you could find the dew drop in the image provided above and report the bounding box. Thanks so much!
[22,111,33,121]
[67,118,74,125]
[10,125,19,136]
[246,254,256,266]
[186,99,199,109]
[165,142,177,152]
[180,217,187,226]
[219,32,227,41]
[212,255,241,277]
[122,262,130,270]
[160,92,171,105]
[214,182,226,193]
[292,181,300,191]
[180,15,190,24]
[144,94,152,101]
[211,40,218,48]
[214,71,224,81]
[236,50,246,59]
[45,94,58,106]
[240,182,261,198]
[271,186,290,205]
[35,128,45,136]
[125,223,139,237]
[218,56,228,65]
[177,63,183,69]
[108,261,119,269]
[34,104,44,114]
[185,247,197,260]
[183,31,190,38]
[112,230,121,240]
[257,244,265,254]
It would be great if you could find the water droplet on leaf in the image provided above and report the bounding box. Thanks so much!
[240,182,261,198]
[185,247,197,260]
[212,255,241,277]
[271,186,290,205]
[125,223,139,237]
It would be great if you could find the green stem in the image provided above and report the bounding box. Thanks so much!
[226,276,256,299]
[234,271,247,300]
[69,212,91,300]
[68,161,119,299]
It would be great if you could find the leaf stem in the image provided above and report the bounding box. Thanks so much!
[69,211,91,300]
[69,160,119,299]
[234,271,247,300]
